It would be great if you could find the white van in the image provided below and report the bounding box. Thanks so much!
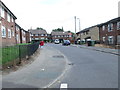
[54,39,60,44]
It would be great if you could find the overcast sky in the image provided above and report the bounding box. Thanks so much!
[3,0,120,33]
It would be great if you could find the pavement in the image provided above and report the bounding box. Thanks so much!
[71,44,119,56]
[1,45,69,89]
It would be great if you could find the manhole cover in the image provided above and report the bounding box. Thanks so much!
[68,63,74,65]
[52,55,64,58]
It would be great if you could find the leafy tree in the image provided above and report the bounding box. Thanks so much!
[36,27,44,30]
[52,28,64,32]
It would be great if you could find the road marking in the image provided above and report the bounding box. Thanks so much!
[60,83,68,88]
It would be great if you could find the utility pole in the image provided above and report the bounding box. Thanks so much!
[74,16,76,33]
[77,18,81,31]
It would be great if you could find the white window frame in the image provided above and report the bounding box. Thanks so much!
[108,36,114,44]
[8,29,11,38]
[108,23,113,32]
[11,17,14,22]
[41,34,44,36]
[102,37,105,42]
[1,7,4,18]
[7,13,10,22]
[35,34,39,36]
[117,22,120,30]
[16,34,19,42]
[12,30,14,36]
[2,26,6,37]
[102,25,105,31]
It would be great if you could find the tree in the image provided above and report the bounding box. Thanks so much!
[36,27,44,30]
[52,28,64,32]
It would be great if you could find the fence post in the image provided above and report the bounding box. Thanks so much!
[19,45,21,64]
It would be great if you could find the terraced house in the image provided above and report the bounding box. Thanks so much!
[99,17,120,48]
[51,31,73,42]
[29,29,48,42]
[76,25,100,43]
[0,0,17,46]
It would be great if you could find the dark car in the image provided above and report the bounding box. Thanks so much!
[62,40,71,46]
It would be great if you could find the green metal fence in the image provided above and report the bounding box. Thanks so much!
[1,42,39,68]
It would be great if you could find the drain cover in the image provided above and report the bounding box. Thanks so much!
[52,55,64,58]
[68,63,74,65]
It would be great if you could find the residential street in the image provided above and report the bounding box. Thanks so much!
[48,43,118,88]
[1,43,118,89]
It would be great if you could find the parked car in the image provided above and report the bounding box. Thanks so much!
[54,39,60,44]
[62,40,71,46]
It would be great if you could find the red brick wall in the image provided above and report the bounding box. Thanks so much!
[1,10,16,46]
[99,22,120,45]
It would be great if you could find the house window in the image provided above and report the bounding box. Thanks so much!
[69,35,72,37]
[108,36,114,44]
[35,34,38,36]
[7,13,10,22]
[117,22,120,30]
[22,36,25,41]
[1,7,4,18]
[8,29,11,38]
[108,23,113,32]
[11,17,14,22]
[41,34,44,36]
[2,26,6,37]
[102,37,105,42]
[16,34,19,42]
[11,30,14,36]
[102,25,105,31]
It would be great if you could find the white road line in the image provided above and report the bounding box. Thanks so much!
[60,83,68,88]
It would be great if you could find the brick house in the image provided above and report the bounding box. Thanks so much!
[98,17,120,47]
[0,0,17,46]
[29,29,48,41]
[76,25,99,43]
[20,28,27,43]
[15,23,21,44]
[51,31,73,42]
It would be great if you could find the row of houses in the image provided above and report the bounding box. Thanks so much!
[0,0,73,47]
[0,0,31,47]
[76,17,120,48]
[29,28,73,43]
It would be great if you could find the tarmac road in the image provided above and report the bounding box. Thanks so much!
[48,43,118,88]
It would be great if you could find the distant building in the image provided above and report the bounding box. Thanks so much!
[98,17,120,48]
[29,29,48,41]
[51,31,73,42]
[76,25,99,43]
[0,0,17,46]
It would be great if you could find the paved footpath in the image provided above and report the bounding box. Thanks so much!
[72,44,119,56]
[1,45,69,89]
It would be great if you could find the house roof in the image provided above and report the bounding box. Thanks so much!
[29,29,47,34]
[77,24,99,34]
[0,0,17,19]
[98,17,120,27]
[51,31,70,35]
